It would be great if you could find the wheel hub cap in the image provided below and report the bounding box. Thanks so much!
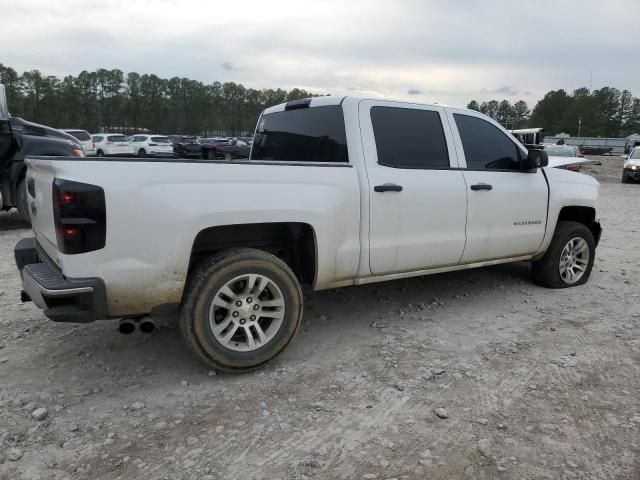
[559,237,589,284]
[208,274,285,352]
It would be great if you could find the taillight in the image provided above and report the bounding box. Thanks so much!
[52,179,106,254]
[148,143,158,146]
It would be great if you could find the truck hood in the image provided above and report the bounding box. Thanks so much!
[10,117,79,145]
[624,158,640,168]
[546,156,600,169]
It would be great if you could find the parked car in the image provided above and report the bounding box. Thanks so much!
[544,145,584,172]
[129,134,176,158]
[15,95,601,372]
[92,134,134,157]
[0,85,84,223]
[171,136,202,158]
[624,136,640,154]
[218,138,252,160]
[200,138,230,159]
[62,129,96,156]
[622,147,640,183]
[579,145,612,156]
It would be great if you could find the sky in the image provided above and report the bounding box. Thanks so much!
[1,0,639,107]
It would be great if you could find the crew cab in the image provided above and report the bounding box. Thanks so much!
[14,95,602,372]
[0,85,84,223]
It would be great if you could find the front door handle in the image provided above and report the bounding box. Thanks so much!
[374,183,403,193]
[470,183,493,191]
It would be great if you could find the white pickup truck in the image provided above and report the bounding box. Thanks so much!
[14,96,602,372]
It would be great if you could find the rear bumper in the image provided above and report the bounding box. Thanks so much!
[15,237,107,323]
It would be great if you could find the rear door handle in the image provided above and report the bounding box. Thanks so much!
[374,183,403,193]
[470,183,492,191]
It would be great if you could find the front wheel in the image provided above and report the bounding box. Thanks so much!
[622,172,630,183]
[180,248,303,372]
[224,152,233,161]
[207,150,216,160]
[532,221,595,288]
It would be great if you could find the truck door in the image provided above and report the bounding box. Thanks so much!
[445,108,548,263]
[359,100,468,275]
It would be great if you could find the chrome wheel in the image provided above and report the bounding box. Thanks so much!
[208,274,286,352]
[559,237,589,284]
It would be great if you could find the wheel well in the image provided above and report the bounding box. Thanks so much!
[557,206,600,243]
[189,223,317,287]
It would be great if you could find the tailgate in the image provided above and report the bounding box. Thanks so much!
[25,158,60,264]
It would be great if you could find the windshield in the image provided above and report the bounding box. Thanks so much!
[545,145,576,157]
[108,135,129,142]
[67,130,91,141]
[151,136,171,143]
[631,149,640,159]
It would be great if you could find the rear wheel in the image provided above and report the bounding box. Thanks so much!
[138,148,146,158]
[180,248,303,372]
[532,221,595,288]
[224,152,233,161]
[207,150,216,160]
[97,150,104,157]
[16,180,30,224]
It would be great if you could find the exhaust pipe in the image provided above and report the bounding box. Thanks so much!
[139,317,155,334]
[118,318,136,334]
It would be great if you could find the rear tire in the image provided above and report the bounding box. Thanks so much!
[207,150,216,160]
[16,180,30,224]
[224,152,233,161]
[532,221,595,288]
[138,149,146,158]
[97,150,104,157]
[180,248,303,372]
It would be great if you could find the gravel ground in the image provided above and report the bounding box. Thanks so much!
[1,156,639,480]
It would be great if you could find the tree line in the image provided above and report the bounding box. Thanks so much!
[0,64,316,136]
[468,87,640,137]
[2,63,640,138]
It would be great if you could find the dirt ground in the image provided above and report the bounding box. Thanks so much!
[0,156,639,480]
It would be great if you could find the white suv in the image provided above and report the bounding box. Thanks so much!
[128,134,176,158]
[92,134,134,157]
[62,129,96,156]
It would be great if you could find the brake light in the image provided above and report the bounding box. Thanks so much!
[52,179,106,254]
[148,143,158,146]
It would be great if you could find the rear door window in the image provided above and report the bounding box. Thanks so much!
[108,135,128,142]
[370,107,449,169]
[67,130,91,141]
[251,105,348,163]
[93,136,103,142]
[151,136,171,143]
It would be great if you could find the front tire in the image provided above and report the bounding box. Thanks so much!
[532,221,595,288]
[207,150,216,160]
[180,248,303,372]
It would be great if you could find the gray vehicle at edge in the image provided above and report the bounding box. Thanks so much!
[0,84,83,223]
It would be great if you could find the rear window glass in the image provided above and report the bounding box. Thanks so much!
[108,135,128,142]
[67,130,91,141]
[151,136,171,143]
[251,105,348,163]
[545,146,576,157]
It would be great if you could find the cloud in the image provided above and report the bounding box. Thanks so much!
[0,0,639,107]
[407,89,422,95]
[482,86,519,96]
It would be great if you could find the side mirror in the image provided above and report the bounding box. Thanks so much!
[522,149,548,171]
[0,84,9,121]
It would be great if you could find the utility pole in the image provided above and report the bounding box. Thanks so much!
[578,117,582,137]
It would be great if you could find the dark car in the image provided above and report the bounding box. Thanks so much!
[579,145,613,156]
[218,138,252,160]
[170,136,202,158]
[0,85,83,223]
[200,138,230,160]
